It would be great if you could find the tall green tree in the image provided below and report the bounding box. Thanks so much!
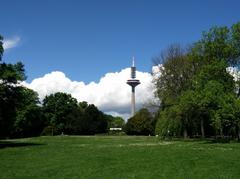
[153,44,195,108]
[42,92,78,133]
[154,22,240,139]
[0,62,27,138]
[153,45,198,138]
[0,35,27,138]
[13,88,45,137]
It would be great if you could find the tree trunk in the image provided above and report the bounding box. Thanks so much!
[183,128,188,139]
[200,118,205,138]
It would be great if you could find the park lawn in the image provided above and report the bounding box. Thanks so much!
[0,136,240,179]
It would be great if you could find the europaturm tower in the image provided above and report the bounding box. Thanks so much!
[127,58,140,117]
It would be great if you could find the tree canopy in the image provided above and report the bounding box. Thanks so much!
[154,22,240,140]
[0,40,27,138]
[125,108,155,135]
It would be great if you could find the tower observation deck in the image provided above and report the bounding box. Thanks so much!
[127,57,140,117]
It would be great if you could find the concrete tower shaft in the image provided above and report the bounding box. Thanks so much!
[127,58,140,117]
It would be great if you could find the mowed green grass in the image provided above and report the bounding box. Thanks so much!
[0,136,240,179]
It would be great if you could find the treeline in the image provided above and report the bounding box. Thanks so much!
[154,22,240,140]
[0,38,124,138]
[1,22,240,140]
[1,86,124,138]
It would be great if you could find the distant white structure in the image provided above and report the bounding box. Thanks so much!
[109,128,122,131]
[126,57,141,117]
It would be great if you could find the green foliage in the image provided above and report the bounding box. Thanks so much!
[154,22,240,139]
[14,105,45,137]
[155,106,182,137]
[43,93,108,135]
[81,104,108,134]
[0,85,17,137]
[13,88,45,138]
[105,114,125,128]
[0,62,26,84]
[43,92,78,130]
[0,59,27,138]
[79,101,88,110]
[125,108,155,135]
[191,22,240,66]
[193,60,234,92]
[154,45,194,104]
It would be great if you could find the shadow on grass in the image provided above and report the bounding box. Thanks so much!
[0,141,44,149]
[158,137,239,144]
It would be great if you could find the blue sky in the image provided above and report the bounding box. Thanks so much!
[1,0,240,83]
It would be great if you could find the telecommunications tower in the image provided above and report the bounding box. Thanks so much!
[127,57,140,117]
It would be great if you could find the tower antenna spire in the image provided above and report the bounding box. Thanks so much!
[132,56,135,67]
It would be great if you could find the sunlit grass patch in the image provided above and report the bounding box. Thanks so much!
[0,136,240,178]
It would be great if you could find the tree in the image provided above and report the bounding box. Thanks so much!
[13,88,45,138]
[82,104,108,134]
[154,22,240,139]
[233,99,240,140]
[0,41,26,138]
[105,115,125,129]
[43,94,108,135]
[64,106,83,134]
[0,34,39,138]
[192,60,235,137]
[178,90,199,138]
[190,22,240,67]
[125,108,154,135]
[42,92,79,134]
[155,105,182,137]
[79,101,88,111]
[153,44,195,108]
[153,45,198,138]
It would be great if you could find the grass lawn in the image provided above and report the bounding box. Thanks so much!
[0,136,240,178]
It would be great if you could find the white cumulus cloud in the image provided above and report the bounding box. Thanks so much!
[22,68,156,119]
[3,36,21,50]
